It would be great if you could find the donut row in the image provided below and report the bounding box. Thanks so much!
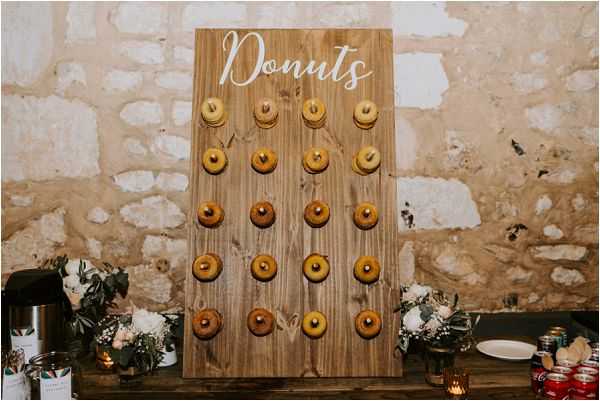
[197,201,379,230]
[192,253,381,285]
[201,146,381,176]
[200,97,379,130]
[192,308,383,340]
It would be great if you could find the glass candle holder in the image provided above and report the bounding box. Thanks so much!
[95,345,115,370]
[444,367,469,400]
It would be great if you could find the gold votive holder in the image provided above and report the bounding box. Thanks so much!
[444,367,469,400]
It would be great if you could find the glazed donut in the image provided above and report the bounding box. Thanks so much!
[303,148,329,174]
[353,202,378,230]
[193,253,223,282]
[251,254,277,282]
[355,310,382,339]
[303,253,330,283]
[356,146,381,174]
[302,98,326,129]
[192,308,223,340]
[250,201,276,228]
[200,98,227,127]
[351,154,369,176]
[247,308,275,337]
[202,148,228,175]
[303,200,330,228]
[353,100,378,130]
[254,98,279,129]
[251,148,278,174]
[353,256,381,284]
[302,311,327,339]
[197,201,225,228]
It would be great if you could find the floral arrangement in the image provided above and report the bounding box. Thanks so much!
[42,255,129,337]
[94,309,177,373]
[394,283,479,353]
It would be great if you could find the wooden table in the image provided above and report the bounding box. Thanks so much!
[80,337,535,399]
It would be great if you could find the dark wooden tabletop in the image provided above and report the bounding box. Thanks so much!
[79,337,535,399]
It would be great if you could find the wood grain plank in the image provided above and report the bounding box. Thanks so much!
[184,29,401,378]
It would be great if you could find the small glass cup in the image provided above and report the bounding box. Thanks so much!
[444,367,469,400]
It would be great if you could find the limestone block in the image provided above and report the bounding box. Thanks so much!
[172,101,192,126]
[2,2,53,86]
[396,177,480,231]
[551,266,585,286]
[531,245,587,261]
[120,195,185,229]
[1,208,66,273]
[102,70,143,92]
[2,95,99,182]
[150,135,190,160]
[120,101,163,126]
[119,41,164,65]
[391,3,467,37]
[155,172,188,192]
[66,2,96,43]
[87,207,110,224]
[394,53,449,109]
[111,2,165,34]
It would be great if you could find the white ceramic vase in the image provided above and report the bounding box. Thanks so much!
[158,345,177,367]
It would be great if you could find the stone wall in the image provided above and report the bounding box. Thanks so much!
[2,2,598,313]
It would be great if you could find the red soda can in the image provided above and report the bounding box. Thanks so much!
[581,360,599,369]
[557,359,579,369]
[543,373,570,400]
[571,373,599,399]
[576,366,599,379]
[551,365,574,379]
[531,351,551,394]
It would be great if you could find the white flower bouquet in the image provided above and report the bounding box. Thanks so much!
[394,283,479,353]
[42,255,129,339]
[94,309,176,373]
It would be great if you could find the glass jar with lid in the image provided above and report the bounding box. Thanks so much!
[26,351,80,400]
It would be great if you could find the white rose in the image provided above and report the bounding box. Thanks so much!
[403,306,425,333]
[65,259,97,276]
[424,317,442,332]
[407,283,431,299]
[132,309,166,337]
[63,274,80,289]
[437,305,453,320]
[73,283,92,296]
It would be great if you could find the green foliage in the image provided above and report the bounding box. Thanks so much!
[41,255,130,337]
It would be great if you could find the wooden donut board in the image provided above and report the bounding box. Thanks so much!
[184,29,402,378]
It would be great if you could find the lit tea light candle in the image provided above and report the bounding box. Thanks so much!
[444,368,469,400]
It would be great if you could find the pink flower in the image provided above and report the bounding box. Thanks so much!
[112,339,124,350]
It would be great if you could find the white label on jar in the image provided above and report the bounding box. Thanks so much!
[2,370,30,400]
[10,327,40,362]
[40,368,71,400]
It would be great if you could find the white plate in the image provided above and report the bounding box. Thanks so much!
[476,340,537,361]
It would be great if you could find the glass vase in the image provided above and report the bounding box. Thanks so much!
[424,345,456,386]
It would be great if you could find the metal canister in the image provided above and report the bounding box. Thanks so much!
[546,329,565,350]
[547,326,568,348]
[571,373,599,400]
[538,335,558,356]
